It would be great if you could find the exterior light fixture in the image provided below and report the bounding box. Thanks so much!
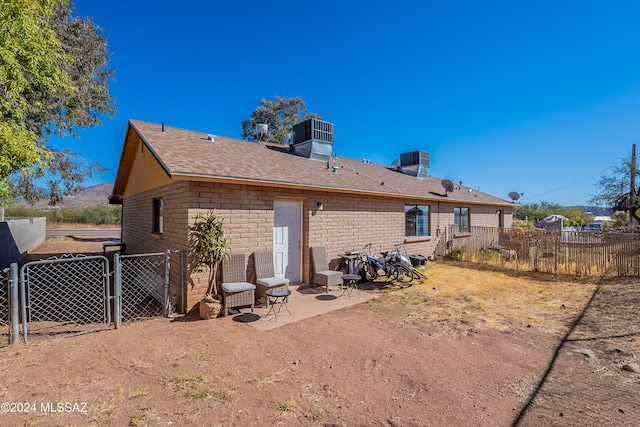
[316,202,324,211]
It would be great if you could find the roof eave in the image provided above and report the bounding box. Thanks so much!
[171,172,513,207]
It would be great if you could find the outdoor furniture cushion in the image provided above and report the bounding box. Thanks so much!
[256,276,288,287]
[254,250,289,307]
[221,254,255,316]
[222,282,256,293]
[311,246,343,292]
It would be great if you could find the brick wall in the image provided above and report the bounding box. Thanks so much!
[123,179,512,312]
[122,180,189,255]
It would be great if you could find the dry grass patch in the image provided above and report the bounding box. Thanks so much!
[386,262,598,337]
[47,223,120,229]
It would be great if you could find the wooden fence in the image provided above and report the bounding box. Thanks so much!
[438,226,640,277]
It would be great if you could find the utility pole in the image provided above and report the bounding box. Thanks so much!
[631,144,636,232]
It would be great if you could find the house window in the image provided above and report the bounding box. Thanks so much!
[405,205,429,237]
[153,197,163,233]
[454,207,469,233]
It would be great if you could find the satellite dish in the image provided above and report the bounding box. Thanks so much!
[508,192,523,203]
[283,132,292,146]
[441,179,454,195]
[391,158,400,170]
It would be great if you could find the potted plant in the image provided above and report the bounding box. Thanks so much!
[190,210,229,319]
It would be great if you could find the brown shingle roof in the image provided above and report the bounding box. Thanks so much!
[113,119,510,206]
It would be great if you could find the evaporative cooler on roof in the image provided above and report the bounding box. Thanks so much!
[399,150,430,179]
[291,118,334,162]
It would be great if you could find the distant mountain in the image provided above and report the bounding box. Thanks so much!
[573,206,613,216]
[14,183,114,209]
[77,183,113,198]
[61,183,113,207]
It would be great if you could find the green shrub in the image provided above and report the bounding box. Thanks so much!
[3,205,122,226]
[444,249,463,261]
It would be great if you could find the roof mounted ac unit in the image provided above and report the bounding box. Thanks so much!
[399,150,430,179]
[291,118,334,162]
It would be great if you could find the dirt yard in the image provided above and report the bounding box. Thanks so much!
[1,237,639,426]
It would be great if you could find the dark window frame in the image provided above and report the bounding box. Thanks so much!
[153,197,163,234]
[405,204,430,237]
[454,207,470,234]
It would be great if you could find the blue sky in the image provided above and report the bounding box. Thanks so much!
[54,0,640,206]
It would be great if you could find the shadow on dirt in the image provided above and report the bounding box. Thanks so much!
[512,273,640,426]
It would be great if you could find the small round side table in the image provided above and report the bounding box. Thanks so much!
[341,274,361,299]
[265,287,292,321]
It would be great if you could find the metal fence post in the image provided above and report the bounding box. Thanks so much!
[19,264,28,344]
[114,253,122,329]
[164,250,171,317]
[180,249,185,314]
[10,263,19,345]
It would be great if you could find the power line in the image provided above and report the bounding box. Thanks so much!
[521,165,616,201]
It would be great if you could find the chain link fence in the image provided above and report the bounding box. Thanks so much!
[115,250,183,324]
[1,267,9,347]
[9,249,184,345]
[20,255,111,342]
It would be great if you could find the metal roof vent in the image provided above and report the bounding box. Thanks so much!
[399,150,430,179]
[255,123,268,142]
[291,118,334,162]
[207,134,216,142]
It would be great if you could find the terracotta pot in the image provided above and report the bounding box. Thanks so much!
[199,295,223,319]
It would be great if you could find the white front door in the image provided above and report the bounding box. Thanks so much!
[273,201,302,283]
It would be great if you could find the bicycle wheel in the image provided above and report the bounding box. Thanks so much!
[394,264,414,283]
[362,261,378,281]
[358,261,378,282]
[410,266,428,279]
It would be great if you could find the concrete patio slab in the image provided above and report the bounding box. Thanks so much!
[228,283,377,331]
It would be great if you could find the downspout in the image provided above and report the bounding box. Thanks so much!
[436,201,441,237]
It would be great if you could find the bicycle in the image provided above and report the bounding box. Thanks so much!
[388,242,428,280]
[356,244,413,284]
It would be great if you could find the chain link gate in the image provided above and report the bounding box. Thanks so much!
[8,249,184,345]
[114,250,183,326]
[20,256,111,343]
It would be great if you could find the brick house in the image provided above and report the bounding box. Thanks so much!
[109,119,513,311]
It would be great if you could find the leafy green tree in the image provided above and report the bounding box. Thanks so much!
[29,1,115,138]
[513,203,538,221]
[602,211,628,232]
[241,96,320,144]
[4,204,121,225]
[589,154,639,227]
[514,201,559,221]
[0,0,68,199]
[557,206,593,227]
[514,201,593,227]
[536,201,559,221]
[0,0,115,204]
